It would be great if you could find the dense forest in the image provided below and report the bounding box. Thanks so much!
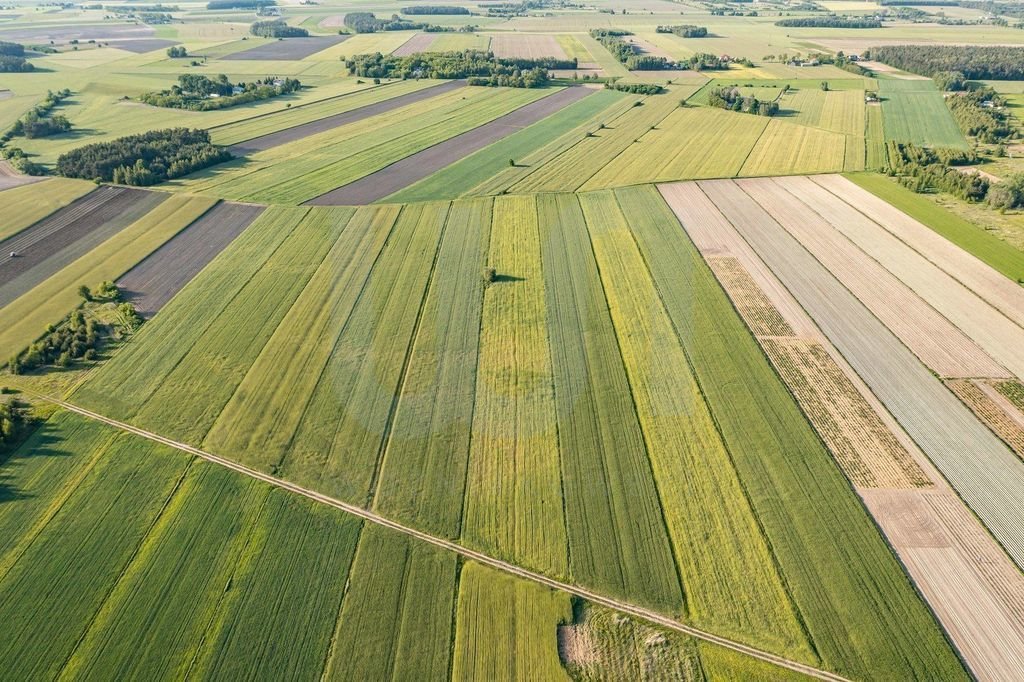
[865,45,1024,80]
[775,16,881,27]
[56,128,232,185]
[346,50,573,84]
[250,20,308,37]
[0,41,32,72]
[655,24,708,37]
[401,5,471,14]
[140,74,301,110]
[707,86,780,116]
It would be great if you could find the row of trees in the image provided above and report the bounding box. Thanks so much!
[55,128,232,186]
[0,394,25,449]
[207,0,273,8]
[775,15,881,27]
[655,24,708,37]
[139,74,300,110]
[343,12,432,32]
[4,89,72,141]
[707,87,780,116]
[467,67,548,87]
[865,45,1024,80]
[0,41,32,72]
[605,81,664,94]
[345,50,574,82]
[250,19,307,37]
[400,5,470,14]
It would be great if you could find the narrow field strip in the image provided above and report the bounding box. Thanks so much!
[117,202,265,317]
[706,256,794,337]
[0,178,94,243]
[32,394,850,682]
[739,177,1008,379]
[948,380,1024,457]
[461,195,569,578]
[223,80,464,153]
[306,87,595,205]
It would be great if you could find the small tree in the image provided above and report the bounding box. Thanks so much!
[483,267,497,284]
[508,158,515,167]
[77,284,92,302]
[820,81,829,91]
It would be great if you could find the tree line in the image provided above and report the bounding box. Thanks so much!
[775,16,881,27]
[55,128,232,186]
[655,24,708,37]
[0,41,32,72]
[707,87,780,116]
[344,12,434,32]
[139,74,300,110]
[207,0,273,8]
[401,5,470,14]
[4,88,72,140]
[865,45,1024,80]
[885,141,1024,209]
[345,50,574,84]
[250,20,307,37]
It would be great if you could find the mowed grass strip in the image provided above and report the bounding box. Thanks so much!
[461,195,569,578]
[739,119,848,176]
[373,198,492,538]
[385,89,627,203]
[538,193,681,613]
[579,191,813,660]
[452,562,572,682]
[129,207,352,444]
[325,524,457,680]
[581,106,768,190]
[879,78,967,149]
[511,93,680,193]
[74,206,311,420]
[203,204,400,474]
[0,193,217,359]
[281,202,449,504]
[0,426,190,679]
[0,178,94,242]
[669,181,968,679]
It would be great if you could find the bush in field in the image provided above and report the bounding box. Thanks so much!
[56,128,232,185]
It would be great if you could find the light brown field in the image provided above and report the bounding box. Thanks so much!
[392,33,436,57]
[706,256,794,337]
[812,174,1024,330]
[762,337,929,489]
[948,380,1024,457]
[739,177,1009,379]
[489,34,569,60]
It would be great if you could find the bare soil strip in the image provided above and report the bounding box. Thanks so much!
[305,86,595,205]
[0,187,167,305]
[662,179,1024,678]
[228,80,466,154]
[740,177,1009,379]
[33,392,848,682]
[762,337,929,489]
[706,256,794,337]
[117,202,265,317]
[811,175,1024,331]
[0,161,43,192]
[392,33,436,57]
[947,380,1024,458]
[220,34,349,61]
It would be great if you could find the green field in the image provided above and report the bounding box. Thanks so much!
[68,186,965,679]
[0,178,94,242]
[879,79,968,149]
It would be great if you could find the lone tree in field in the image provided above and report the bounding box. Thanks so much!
[483,267,497,284]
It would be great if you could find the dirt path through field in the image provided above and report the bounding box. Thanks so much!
[305,86,596,205]
[228,80,466,154]
[33,392,847,682]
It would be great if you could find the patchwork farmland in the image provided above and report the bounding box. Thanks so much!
[3,0,1024,677]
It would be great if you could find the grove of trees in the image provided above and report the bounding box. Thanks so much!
[865,45,1024,80]
[55,128,232,185]
[345,50,574,85]
[139,74,301,110]
[707,87,780,116]
[0,41,32,72]
[249,20,308,37]
[775,16,881,27]
[655,24,708,37]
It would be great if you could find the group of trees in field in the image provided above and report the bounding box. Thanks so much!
[139,73,300,110]
[605,81,664,94]
[0,393,26,449]
[207,0,273,9]
[707,86,780,116]
[947,87,1016,143]
[886,141,990,200]
[166,45,188,57]
[345,50,574,85]
[588,30,732,71]
[250,19,307,37]
[655,24,708,37]
[400,5,470,14]
[4,89,72,140]
[865,45,1024,80]
[776,15,882,28]
[55,128,232,186]
[0,41,33,72]
[343,12,433,32]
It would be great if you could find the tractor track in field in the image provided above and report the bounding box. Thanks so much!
[31,392,849,682]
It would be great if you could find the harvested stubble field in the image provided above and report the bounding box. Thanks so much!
[71,187,966,680]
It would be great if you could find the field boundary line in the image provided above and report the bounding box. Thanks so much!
[34,393,850,682]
